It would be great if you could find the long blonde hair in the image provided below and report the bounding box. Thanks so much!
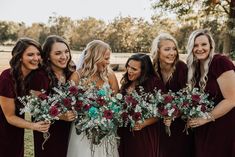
[151,33,179,79]
[186,29,215,90]
[80,40,111,82]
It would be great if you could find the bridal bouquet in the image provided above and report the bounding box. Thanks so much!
[177,86,214,134]
[73,81,123,145]
[156,90,180,136]
[122,86,159,129]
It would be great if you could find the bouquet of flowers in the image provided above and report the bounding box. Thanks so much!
[69,80,123,146]
[122,86,159,129]
[177,86,214,134]
[18,90,61,122]
[18,90,62,149]
[156,90,180,136]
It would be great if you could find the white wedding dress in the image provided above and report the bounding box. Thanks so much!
[67,123,119,157]
[67,81,119,157]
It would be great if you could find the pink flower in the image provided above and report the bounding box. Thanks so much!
[103,110,113,119]
[69,86,79,95]
[49,106,59,117]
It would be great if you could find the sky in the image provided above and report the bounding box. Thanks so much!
[0,0,155,25]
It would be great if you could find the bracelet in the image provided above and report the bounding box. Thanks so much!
[207,112,215,122]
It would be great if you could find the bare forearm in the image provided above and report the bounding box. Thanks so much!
[211,99,234,120]
[6,115,33,130]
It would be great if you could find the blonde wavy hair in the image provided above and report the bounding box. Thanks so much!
[80,40,111,82]
[186,29,215,90]
[150,33,179,79]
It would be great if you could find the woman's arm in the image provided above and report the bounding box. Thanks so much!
[108,70,119,94]
[133,117,158,131]
[189,70,235,127]
[0,96,50,132]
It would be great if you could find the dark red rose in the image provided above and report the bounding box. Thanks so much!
[164,95,174,104]
[83,104,91,111]
[121,112,128,121]
[125,96,138,107]
[74,100,83,111]
[158,105,168,116]
[103,110,113,119]
[173,105,180,116]
[200,104,206,112]
[192,94,200,102]
[133,112,141,121]
[38,93,48,100]
[69,86,79,95]
[63,98,72,109]
[96,97,106,106]
[49,106,59,117]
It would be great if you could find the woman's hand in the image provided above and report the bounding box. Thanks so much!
[133,121,147,131]
[187,117,210,128]
[59,110,77,121]
[32,121,50,133]
[163,117,172,127]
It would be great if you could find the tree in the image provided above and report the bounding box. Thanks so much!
[152,0,234,54]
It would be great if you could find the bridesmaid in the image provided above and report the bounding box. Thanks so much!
[118,53,164,157]
[187,29,235,157]
[151,33,194,157]
[0,38,50,157]
[30,35,76,157]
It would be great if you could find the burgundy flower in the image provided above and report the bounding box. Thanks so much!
[173,105,180,116]
[103,110,113,119]
[158,105,168,116]
[192,94,200,102]
[63,98,72,109]
[49,106,60,117]
[125,96,138,107]
[164,95,174,104]
[38,93,48,100]
[83,104,91,111]
[121,112,128,121]
[182,102,189,107]
[133,112,141,121]
[200,104,206,112]
[96,97,106,106]
[69,86,79,95]
[74,100,83,111]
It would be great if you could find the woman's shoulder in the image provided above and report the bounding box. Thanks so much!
[0,68,12,79]
[0,69,15,98]
[210,54,235,78]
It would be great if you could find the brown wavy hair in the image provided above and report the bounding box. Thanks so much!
[9,37,42,98]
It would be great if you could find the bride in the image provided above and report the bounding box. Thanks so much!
[67,40,119,157]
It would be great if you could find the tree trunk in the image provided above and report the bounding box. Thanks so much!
[223,0,235,54]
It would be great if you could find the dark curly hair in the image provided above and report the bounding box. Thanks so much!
[41,35,72,90]
[9,37,42,98]
[120,53,156,91]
